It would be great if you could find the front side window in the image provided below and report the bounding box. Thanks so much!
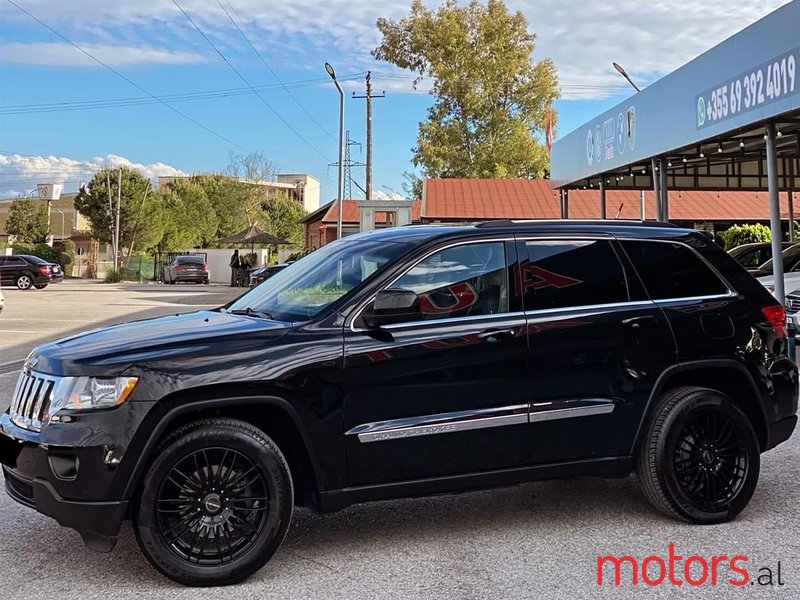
[620,240,728,300]
[520,240,628,311]
[380,242,509,321]
[228,236,412,321]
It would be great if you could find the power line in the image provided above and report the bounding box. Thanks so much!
[171,0,331,162]
[5,0,248,151]
[0,74,365,115]
[216,0,335,140]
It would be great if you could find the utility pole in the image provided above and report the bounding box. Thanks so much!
[116,168,122,271]
[353,71,385,200]
[107,171,116,269]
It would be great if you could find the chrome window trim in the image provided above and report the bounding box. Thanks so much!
[348,400,616,443]
[349,237,515,332]
[523,300,655,318]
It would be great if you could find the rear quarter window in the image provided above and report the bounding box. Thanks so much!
[620,240,728,300]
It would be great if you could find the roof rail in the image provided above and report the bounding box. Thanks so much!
[474,219,679,228]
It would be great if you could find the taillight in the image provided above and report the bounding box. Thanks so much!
[38,265,50,275]
[762,305,787,338]
[174,265,184,272]
[202,264,209,271]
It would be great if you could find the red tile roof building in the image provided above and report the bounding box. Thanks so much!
[302,180,795,247]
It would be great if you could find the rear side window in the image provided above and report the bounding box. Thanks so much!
[24,255,48,265]
[520,240,628,310]
[620,240,728,300]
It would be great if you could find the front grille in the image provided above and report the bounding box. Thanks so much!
[9,371,56,432]
[787,295,800,314]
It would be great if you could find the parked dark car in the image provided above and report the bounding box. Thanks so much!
[163,255,209,285]
[727,241,794,271]
[747,242,800,277]
[0,254,64,290]
[0,221,796,586]
[248,263,288,287]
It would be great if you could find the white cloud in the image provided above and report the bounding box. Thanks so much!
[372,189,407,201]
[0,0,790,97]
[0,153,187,197]
[0,42,206,67]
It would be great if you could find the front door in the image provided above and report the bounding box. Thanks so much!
[343,239,530,486]
[516,237,677,463]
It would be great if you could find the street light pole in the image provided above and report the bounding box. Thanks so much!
[55,209,66,240]
[325,62,345,240]
[612,62,641,92]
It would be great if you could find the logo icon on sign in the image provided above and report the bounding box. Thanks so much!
[697,96,706,127]
[616,112,626,156]
[594,125,602,163]
[626,107,636,151]
[586,128,594,166]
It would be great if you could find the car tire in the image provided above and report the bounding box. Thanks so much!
[34,284,48,289]
[15,274,33,290]
[134,418,293,587]
[637,386,760,524]
[203,279,209,285]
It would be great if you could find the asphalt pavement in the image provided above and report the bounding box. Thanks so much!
[0,281,797,599]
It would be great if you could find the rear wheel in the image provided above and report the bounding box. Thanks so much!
[134,419,293,586]
[34,284,48,289]
[15,274,33,290]
[637,386,760,524]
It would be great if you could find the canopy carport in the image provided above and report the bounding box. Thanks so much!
[550,0,800,303]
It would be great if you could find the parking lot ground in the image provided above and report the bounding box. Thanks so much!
[0,281,798,599]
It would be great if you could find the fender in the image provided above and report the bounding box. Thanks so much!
[631,359,768,454]
[118,394,324,501]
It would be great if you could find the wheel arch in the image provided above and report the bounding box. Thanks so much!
[121,389,324,510]
[633,360,769,453]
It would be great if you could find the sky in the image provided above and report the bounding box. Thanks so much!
[0,0,790,201]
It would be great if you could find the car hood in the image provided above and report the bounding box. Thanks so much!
[30,310,292,375]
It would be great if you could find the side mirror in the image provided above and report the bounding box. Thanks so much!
[362,288,421,327]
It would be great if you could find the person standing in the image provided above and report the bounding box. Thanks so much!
[229,249,240,286]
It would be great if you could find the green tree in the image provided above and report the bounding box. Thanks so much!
[718,224,772,250]
[6,198,49,243]
[191,174,251,238]
[374,0,559,180]
[260,193,307,246]
[163,179,220,247]
[74,168,159,250]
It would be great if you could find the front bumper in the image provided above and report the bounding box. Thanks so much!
[0,414,134,551]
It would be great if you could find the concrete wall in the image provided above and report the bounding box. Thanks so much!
[277,173,320,213]
[189,248,271,284]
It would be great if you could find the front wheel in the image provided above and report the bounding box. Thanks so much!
[637,386,760,524]
[134,419,294,586]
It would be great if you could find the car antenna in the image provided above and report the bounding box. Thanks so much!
[614,203,624,219]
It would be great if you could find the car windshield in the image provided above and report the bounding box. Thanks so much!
[759,244,800,273]
[227,237,412,321]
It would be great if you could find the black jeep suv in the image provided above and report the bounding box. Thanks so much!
[0,221,796,586]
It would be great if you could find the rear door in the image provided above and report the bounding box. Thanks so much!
[343,238,530,485]
[517,237,677,463]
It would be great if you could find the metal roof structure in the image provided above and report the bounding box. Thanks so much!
[549,0,800,302]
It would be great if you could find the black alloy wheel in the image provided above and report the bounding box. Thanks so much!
[135,419,293,586]
[638,386,760,524]
[155,447,269,566]
[671,407,749,513]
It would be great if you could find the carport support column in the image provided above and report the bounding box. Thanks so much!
[599,177,607,219]
[659,157,669,222]
[766,122,786,304]
[651,159,662,221]
[564,189,570,219]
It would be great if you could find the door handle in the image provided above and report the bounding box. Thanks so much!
[622,315,657,329]
[477,328,517,343]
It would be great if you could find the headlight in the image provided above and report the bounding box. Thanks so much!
[48,376,138,416]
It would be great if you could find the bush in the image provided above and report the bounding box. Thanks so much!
[717,224,772,250]
[287,247,316,262]
[13,242,74,272]
[103,268,122,283]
